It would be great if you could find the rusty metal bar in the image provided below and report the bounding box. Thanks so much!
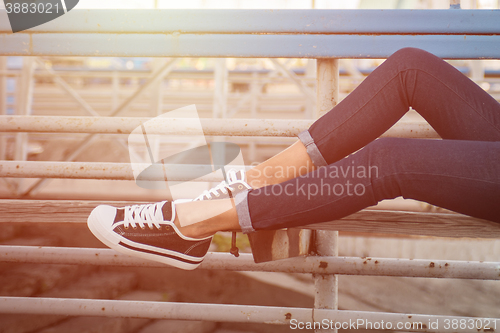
[0,297,309,324]
[314,58,340,333]
[3,33,500,59]
[0,296,498,332]
[1,246,499,280]
[0,57,7,161]
[0,161,243,181]
[0,116,439,138]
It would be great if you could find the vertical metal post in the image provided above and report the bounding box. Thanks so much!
[314,58,339,333]
[248,71,258,162]
[450,0,461,8]
[213,58,228,119]
[469,60,484,83]
[0,57,7,160]
[212,58,228,169]
[14,57,36,161]
[13,57,36,194]
[149,58,166,161]
[305,59,316,119]
[112,70,119,111]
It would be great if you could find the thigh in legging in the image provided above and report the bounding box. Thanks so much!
[248,138,500,231]
[308,47,500,164]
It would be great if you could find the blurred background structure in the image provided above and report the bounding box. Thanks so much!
[1,1,500,333]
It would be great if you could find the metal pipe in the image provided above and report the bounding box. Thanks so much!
[1,9,499,34]
[0,116,439,138]
[1,246,499,280]
[0,297,498,332]
[315,58,339,333]
[450,0,462,9]
[0,57,7,161]
[0,161,245,181]
[2,34,500,59]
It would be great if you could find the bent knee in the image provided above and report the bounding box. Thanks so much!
[391,47,431,61]
[387,47,440,71]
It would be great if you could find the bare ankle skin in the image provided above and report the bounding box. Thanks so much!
[173,141,314,238]
[174,199,240,238]
[245,140,315,189]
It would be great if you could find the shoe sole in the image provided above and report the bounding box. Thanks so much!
[87,208,206,270]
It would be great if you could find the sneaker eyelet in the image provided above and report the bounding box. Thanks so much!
[140,226,145,230]
[238,185,243,189]
[124,225,129,229]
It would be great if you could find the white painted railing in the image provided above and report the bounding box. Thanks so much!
[1,3,500,333]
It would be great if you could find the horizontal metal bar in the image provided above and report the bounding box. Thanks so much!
[1,33,500,59]
[0,115,438,137]
[1,9,499,35]
[1,297,498,332]
[0,297,310,324]
[0,161,237,181]
[1,246,499,280]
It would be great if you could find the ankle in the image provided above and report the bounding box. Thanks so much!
[173,219,205,238]
[184,226,215,239]
[173,214,215,239]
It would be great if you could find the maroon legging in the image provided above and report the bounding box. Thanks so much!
[243,48,500,231]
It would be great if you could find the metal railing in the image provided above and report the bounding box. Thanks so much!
[1,3,500,333]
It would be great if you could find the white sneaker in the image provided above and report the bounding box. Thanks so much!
[87,201,212,270]
[194,169,251,201]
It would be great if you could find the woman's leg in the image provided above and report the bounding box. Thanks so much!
[246,47,500,189]
[88,47,500,268]
[247,138,500,230]
[306,47,500,165]
[176,137,500,238]
[178,47,500,235]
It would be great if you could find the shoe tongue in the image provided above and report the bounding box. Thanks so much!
[227,170,245,184]
[161,202,173,221]
[113,201,172,224]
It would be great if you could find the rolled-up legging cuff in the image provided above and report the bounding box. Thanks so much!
[297,129,328,167]
[234,190,255,234]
